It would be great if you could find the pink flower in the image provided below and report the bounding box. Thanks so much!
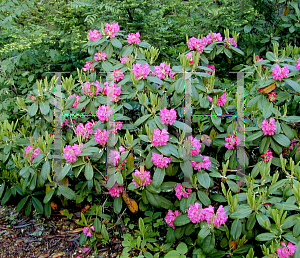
[212,205,228,228]
[68,94,81,108]
[217,92,227,106]
[268,92,277,102]
[200,206,215,223]
[296,57,300,70]
[24,145,41,162]
[76,121,94,139]
[109,150,121,166]
[261,117,276,135]
[159,107,177,125]
[83,227,92,237]
[63,143,83,163]
[127,32,141,44]
[82,81,102,97]
[207,64,215,74]
[82,247,90,253]
[108,182,123,197]
[191,155,211,170]
[120,55,131,64]
[261,148,273,162]
[187,37,205,53]
[88,29,102,41]
[272,64,289,81]
[29,94,36,101]
[96,105,113,123]
[94,129,108,145]
[151,152,172,168]
[184,136,201,156]
[223,135,241,149]
[132,169,152,187]
[151,128,169,147]
[112,69,124,82]
[276,242,296,258]
[82,61,95,72]
[110,121,123,133]
[154,62,173,79]
[103,82,122,102]
[186,202,202,223]
[207,96,213,102]
[104,22,120,38]
[132,63,151,80]
[186,52,194,65]
[255,55,266,68]
[94,51,107,61]
[174,183,192,200]
[119,146,126,153]
[205,32,223,44]
[224,37,237,47]
[164,210,182,229]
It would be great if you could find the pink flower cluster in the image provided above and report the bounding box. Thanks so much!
[207,96,213,102]
[96,105,113,123]
[120,55,131,64]
[109,150,121,166]
[186,52,194,65]
[132,169,152,187]
[217,92,227,106]
[207,64,215,74]
[151,128,169,147]
[94,51,107,61]
[88,29,101,41]
[296,57,300,70]
[174,183,192,200]
[83,226,95,237]
[127,32,141,44]
[159,107,177,125]
[24,145,41,162]
[108,182,123,197]
[191,155,211,170]
[272,64,289,81]
[261,117,276,136]
[82,61,95,72]
[186,203,228,228]
[154,62,175,79]
[63,143,83,163]
[187,33,223,53]
[112,69,124,82]
[110,121,123,134]
[289,138,299,150]
[104,22,120,38]
[276,242,296,258]
[164,210,182,229]
[185,136,201,156]
[268,92,277,102]
[261,149,273,162]
[94,129,108,145]
[151,152,172,168]
[82,81,102,97]
[223,135,241,149]
[132,63,151,80]
[224,37,237,47]
[103,82,122,102]
[76,121,94,139]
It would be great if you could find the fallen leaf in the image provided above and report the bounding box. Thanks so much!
[122,191,138,213]
[81,205,90,213]
[51,202,58,210]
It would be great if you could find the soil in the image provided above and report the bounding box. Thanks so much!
[0,205,125,258]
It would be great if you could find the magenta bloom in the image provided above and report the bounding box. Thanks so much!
[109,150,121,167]
[151,152,172,168]
[96,105,113,123]
[174,183,192,200]
[224,37,237,47]
[127,32,141,44]
[207,64,215,74]
[205,32,223,44]
[186,52,194,65]
[104,22,120,38]
[94,51,107,61]
[82,61,95,72]
[187,37,205,53]
[261,117,276,136]
[63,143,83,163]
[159,107,177,125]
[88,29,102,41]
[110,121,123,134]
[151,128,169,147]
[272,64,289,81]
[191,155,211,170]
[24,145,41,162]
[217,92,227,106]
[103,82,122,102]
[277,242,296,258]
[108,182,123,197]
[94,129,108,145]
[82,81,102,97]
[268,92,277,102]
[132,63,151,80]
[223,135,241,150]
[261,148,273,162]
[296,57,300,70]
[207,96,213,102]
[112,69,124,82]
[120,55,131,64]
[76,121,94,139]
[186,202,202,223]
[132,169,152,187]
[154,62,174,79]
[164,210,182,229]
[183,136,201,156]
[212,205,228,228]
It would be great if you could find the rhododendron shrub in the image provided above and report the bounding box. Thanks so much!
[1,22,300,258]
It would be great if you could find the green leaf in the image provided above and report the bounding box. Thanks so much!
[244,24,252,33]
[268,179,288,195]
[39,161,50,185]
[266,52,276,61]
[111,38,122,48]
[230,207,252,219]
[84,162,94,181]
[16,196,29,212]
[280,116,300,123]
[101,224,109,241]
[102,61,113,72]
[138,42,151,48]
[1,188,11,205]
[60,163,71,181]
[255,232,276,241]
[58,185,75,200]
[121,45,134,56]
[152,168,165,188]
[214,106,222,116]
[94,217,102,233]
[197,190,211,206]
[211,114,221,127]
[28,102,38,116]
[224,48,232,58]
[293,242,300,258]
[32,197,43,214]
[164,250,180,258]
[272,134,291,147]
[65,96,76,109]
[158,195,173,209]
[281,123,295,139]
[259,136,270,154]
[197,171,210,189]
[176,242,188,255]
[145,190,160,208]
[43,189,55,203]
[147,76,163,85]
[246,131,263,142]
[134,114,152,127]
[40,102,50,115]
[198,224,210,240]
[113,196,122,214]
[231,219,242,240]
[173,214,190,227]
[231,46,244,56]
[172,120,192,133]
